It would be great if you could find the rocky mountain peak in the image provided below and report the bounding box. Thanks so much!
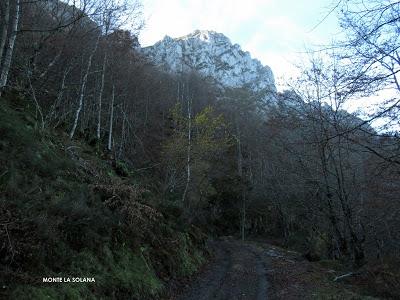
[141,30,276,94]
[178,30,229,43]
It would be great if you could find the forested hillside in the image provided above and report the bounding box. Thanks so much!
[0,0,399,299]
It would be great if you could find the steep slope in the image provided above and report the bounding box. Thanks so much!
[0,93,206,300]
[141,30,276,93]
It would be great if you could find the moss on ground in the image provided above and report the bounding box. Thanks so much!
[0,93,206,299]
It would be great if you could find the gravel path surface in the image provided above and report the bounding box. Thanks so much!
[177,240,269,300]
[175,239,377,300]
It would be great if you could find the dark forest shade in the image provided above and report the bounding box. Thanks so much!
[0,0,399,299]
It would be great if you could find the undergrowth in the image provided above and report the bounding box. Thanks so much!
[0,92,206,299]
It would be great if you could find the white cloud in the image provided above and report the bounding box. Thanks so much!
[140,0,273,46]
[138,0,339,90]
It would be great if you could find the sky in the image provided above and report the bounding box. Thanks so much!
[138,0,343,90]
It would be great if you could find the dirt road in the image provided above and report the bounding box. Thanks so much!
[177,240,269,300]
[175,239,373,300]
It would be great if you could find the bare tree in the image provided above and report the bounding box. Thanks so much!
[107,83,115,151]
[70,32,100,139]
[0,0,10,70]
[328,0,400,166]
[0,0,20,95]
[181,83,192,204]
[235,119,246,241]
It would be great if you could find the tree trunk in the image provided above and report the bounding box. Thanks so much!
[107,84,115,151]
[38,49,62,79]
[236,120,246,241]
[351,234,365,267]
[46,66,70,124]
[70,34,100,139]
[182,95,192,205]
[27,70,44,129]
[0,0,10,70]
[118,105,126,159]
[0,0,20,95]
[241,189,246,241]
[318,140,348,257]
[97,53,107,140]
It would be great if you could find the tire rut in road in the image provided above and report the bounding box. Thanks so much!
[177,242,232,300]
[177,241,269,300]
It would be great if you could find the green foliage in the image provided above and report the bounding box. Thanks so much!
[193,106,232,154]
[0,95,206,299]
[10,246,163,300]
[109,247,163,297]
[163,104,232,216]
[11,286,81,300]
[156,231,205,278]
[114,160,132,177]
[175,232,205,276]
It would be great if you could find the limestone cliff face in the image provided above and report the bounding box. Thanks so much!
[141,30,276,93]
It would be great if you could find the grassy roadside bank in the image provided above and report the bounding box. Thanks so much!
[0,92,207,299]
